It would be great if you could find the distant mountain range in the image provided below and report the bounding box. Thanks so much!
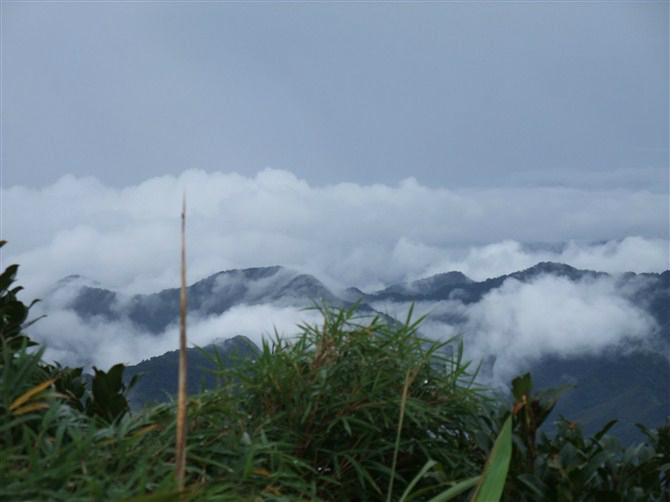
[51,262,669,444]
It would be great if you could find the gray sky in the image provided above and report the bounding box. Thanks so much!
[2,1,668,189]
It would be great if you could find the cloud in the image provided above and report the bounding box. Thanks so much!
[22,245,665,376]
[31,292,324,370]
[2,169,667,300]
[372,273,662,386]
[421,237,670,282]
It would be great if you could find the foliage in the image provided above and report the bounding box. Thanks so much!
[0,240,39,357]
[0,242,136,425]
[470,415,512,501]
[203,305,485,500]
[86,364,140,424]
[479,373,670,501]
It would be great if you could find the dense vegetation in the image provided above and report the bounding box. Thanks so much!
[1,243,668,501]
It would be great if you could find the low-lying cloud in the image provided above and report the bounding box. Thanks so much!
[32,268,664,379]
[31,298,324,370]
[372,273,663,385]
[2,169,667,298]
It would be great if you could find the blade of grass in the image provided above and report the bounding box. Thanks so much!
[9,378,55,411]
[386,367,412,502]
[426,476,481,502]
[469,415,513,502]
[398,459,437,502]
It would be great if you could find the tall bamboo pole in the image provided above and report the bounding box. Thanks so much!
[175,195,188,488]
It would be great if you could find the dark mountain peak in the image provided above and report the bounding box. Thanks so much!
[341,286,366,302]
[346,286,365,295]
[381,271,473,297]
[68,285,119,320]
[211,334,258,353]
[196,265,285,289]
[233,265,284,280]
[270,273,339,304]
[422,271,473,287]
[526,261,579,274]
[509,262,605,283]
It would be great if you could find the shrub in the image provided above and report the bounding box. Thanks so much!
[202,305,486,500]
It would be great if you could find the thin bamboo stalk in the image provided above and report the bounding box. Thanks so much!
[175,195,188,488]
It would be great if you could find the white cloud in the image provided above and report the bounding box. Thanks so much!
[371,274,662,386]
[31,298,324,371]
[421,237,670,282]
[2,169,667,300]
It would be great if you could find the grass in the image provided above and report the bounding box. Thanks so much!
[1,304,489,501]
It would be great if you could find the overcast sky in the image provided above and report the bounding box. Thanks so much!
[2,1,668,189]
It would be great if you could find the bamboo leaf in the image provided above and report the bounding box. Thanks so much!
[470,415,513,502]
[427,476,481,502]
[9,378,55,411]
[398,459,437,502]
[13,401,49,415]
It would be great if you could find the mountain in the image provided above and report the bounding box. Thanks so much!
[365,262,609,304]
[530,351,669,443]
[124,335,258,408]
[380,271,473,297]
[51,262,669,444]
[65,266,347,334]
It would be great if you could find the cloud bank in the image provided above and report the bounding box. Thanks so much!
[2,169,667,299]
[32,283,325,370]
[372,273,663,385]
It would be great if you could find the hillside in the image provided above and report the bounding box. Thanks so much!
[124,335,258,408]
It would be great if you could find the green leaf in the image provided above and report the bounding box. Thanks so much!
[426,476,481,502]
[0,264,19,293]
[592,419,618,444]
[511,373,532,402]
[398,459,437,502]
[470,415,513,502]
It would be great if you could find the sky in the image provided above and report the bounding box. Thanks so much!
[0,1,668,371]
[1,1,668,189]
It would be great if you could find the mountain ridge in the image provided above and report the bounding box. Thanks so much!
[46,261,670,444]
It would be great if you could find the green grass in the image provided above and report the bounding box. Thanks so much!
[1,305,489,501]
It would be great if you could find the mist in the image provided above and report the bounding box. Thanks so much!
[371,273,663,385]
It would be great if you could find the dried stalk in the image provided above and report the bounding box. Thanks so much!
[175,195,188,488]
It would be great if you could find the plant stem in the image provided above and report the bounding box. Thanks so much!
[175,194,188,488]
